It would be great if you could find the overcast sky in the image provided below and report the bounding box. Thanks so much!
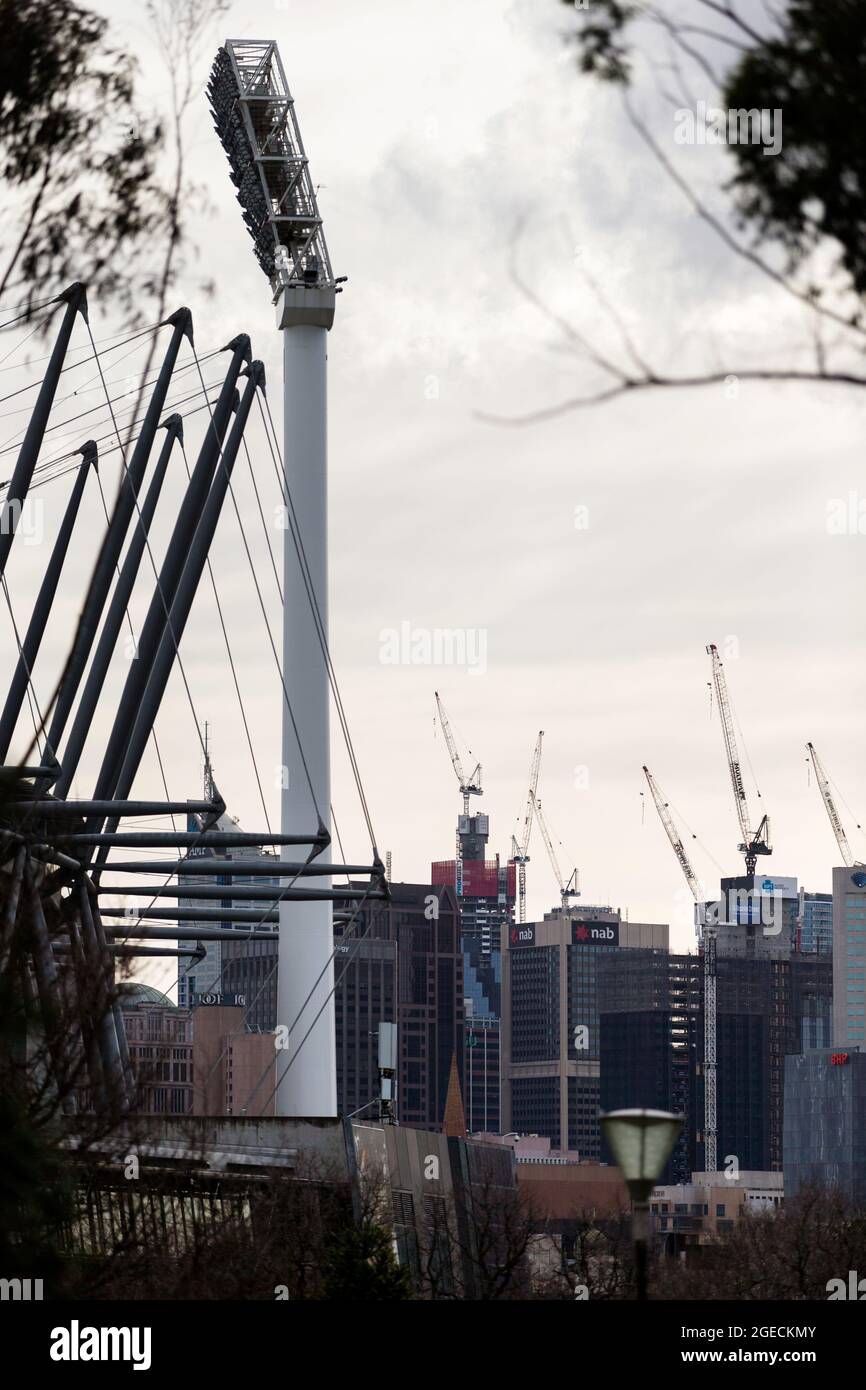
[3,0,864,992]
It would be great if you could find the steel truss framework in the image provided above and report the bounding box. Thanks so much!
[208,40,336,292]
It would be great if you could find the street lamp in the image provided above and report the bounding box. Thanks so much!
[601,1107,683,1301]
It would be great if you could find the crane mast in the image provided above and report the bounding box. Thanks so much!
[530,790,579,909]
[512,732,543,923]
[435,692,482,813]
[642,766,702,903]
[643,764,717,1173]
[706,643,770,874]
[806,742,855,868]
[435,692,482,896]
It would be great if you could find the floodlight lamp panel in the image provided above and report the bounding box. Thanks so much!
[209,39,335,295]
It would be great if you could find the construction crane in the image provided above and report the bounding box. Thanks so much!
[706,644,771,875]
[643,765,717,1173]
[642,765,702,902]
[434,692,482,813]
[806,741,860,867]
[435,692,482,896]
[511,732,543,923]
[530,789,579,909]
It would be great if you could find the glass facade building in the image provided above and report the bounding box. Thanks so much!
[833,867,866,1048]
[784,1048,866,1204]
[501,910,669,1158]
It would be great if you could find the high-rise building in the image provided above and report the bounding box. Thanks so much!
[599,949,701,1184]
[501,907,669,1160]
[784,1047,866,1204]
[333,934,396,1122]
[798,891,833,956]
[832,865,866,1048]
[432,811,516,1133]
[334,881,464,1131]
[177,808,280,1012]
[715,873,801,955]
[600,939,833,1175]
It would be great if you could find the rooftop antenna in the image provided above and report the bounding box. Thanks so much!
[209,39,347,1115]
[203,721,215,803]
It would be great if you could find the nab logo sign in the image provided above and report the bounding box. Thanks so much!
[510,925,535,948]
[572,921,619,946]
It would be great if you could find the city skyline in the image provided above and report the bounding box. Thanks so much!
[2,0,863,954]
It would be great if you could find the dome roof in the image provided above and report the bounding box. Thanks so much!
[118,981,177,1009]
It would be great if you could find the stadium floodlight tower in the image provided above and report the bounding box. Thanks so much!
[209,39,344,1116]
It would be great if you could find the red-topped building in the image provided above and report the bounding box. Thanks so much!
[432,813,517,1134]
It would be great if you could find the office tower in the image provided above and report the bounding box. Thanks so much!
[335,881,464,1130]
[798,891,833,956]
[833,865,866,1047]
[333,935,396,1122]
[599,949,701,1184]
[785,1048,866,1204]
[601,942,833,1174]
[177,808,280,1011]
[432,812,515,1133]
[716,873,801,955]
[501,907,669,1159]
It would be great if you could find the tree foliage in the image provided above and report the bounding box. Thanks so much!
[723,1,866,300]
[564,0,866,302]
[0,0,168,318]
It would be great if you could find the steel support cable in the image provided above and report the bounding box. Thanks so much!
[0,293,64,321]
[731,700,764,808]
[258,392,377,852]
[0,349,223,456]
[659,790,725,877]
[176,847,321,1100]
[1,574,46,757]
[187,342,322,824]
[1,377,224,479]
[330,802,352,883]
[0,333,178,437]
[81,321,209,780]
[241,434,282,603]
[257,396,375,848]
[122,833,338,1103]
[3,388,223,493]
[254,883,378,1115]
[177,438,272,833]
[0,319,45,370]
[85,338,249,821]
[89,467,176,830]
[221,891,375,1119]
[258,392,376,850]
[97,367,268,838]
[0,318,163,373]
[0,323,159,409]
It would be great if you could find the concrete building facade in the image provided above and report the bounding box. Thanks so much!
[501,908,669,1159]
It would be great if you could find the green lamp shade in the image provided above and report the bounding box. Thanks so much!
[601,1108,683,1197]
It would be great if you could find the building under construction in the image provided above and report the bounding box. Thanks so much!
[432,811,517,1135]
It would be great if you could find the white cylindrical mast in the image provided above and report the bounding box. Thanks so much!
[209,39,342,1116]
[276,289,336,1116]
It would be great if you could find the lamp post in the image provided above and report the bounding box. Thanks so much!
[601,1107,683,1301]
